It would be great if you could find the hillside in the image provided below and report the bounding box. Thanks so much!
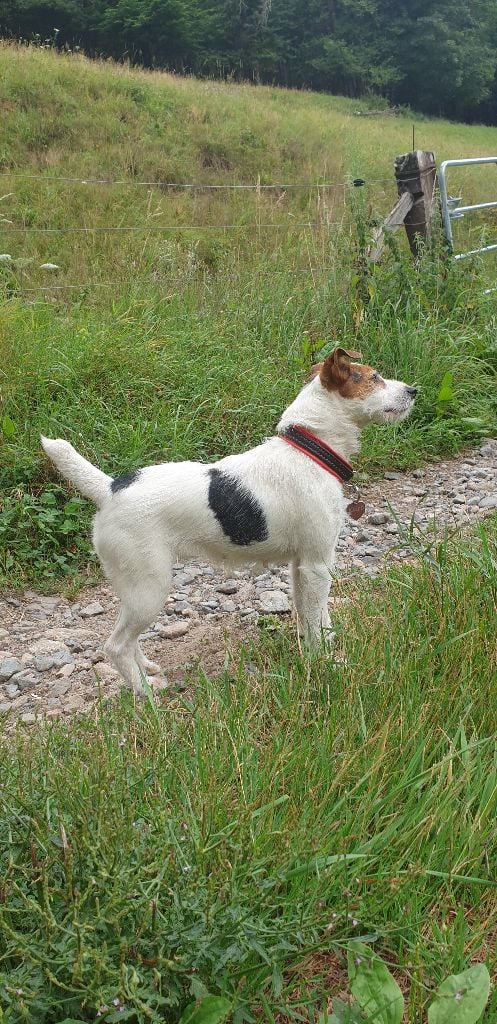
[1,43,497,288]
[1,43,497,587]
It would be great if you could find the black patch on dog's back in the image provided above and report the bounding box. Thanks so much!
[111,469,141,494]
[208,468,268,546]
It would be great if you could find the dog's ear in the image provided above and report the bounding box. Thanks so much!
[320,347,362,390]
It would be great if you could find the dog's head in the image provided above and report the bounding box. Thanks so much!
[309,347,417,425]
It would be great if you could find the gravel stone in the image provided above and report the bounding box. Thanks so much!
[258,590,291,614]
[156,622,190,639]
[80,602,105,617]
[4,683,19,698]
[215,581,239,594]
[368,512,390,525]
[0,657,22,681]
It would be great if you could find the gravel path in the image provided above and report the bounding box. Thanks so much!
[2,439,497,723]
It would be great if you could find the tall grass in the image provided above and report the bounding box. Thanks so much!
[1,523,497,1021]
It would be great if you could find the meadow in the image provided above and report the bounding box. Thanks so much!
[1,42,497,1023]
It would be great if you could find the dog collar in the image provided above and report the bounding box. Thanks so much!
[278,424,354,484]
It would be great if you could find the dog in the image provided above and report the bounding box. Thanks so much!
[41,347,416,693]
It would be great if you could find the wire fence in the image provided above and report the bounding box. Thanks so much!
[0,168,398,296]
[0,170,405,189]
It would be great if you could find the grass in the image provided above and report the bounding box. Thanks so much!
[1,521,497,1022]
[1,43,497,1024]
[2,46,497,585]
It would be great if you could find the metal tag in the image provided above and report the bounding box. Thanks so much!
[346,500,365,520]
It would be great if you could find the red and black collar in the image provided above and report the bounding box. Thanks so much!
[278,424,353,484]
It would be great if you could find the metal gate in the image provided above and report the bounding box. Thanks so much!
[439,156,497,262]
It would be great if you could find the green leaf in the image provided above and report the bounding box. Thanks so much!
[1,415,15,438]
[319,999,365,1023]
[190,976,210,999]
[347,941,404,1024]
[179,995,232,1024]
[427,964,490,1024]
[437,372,454,405]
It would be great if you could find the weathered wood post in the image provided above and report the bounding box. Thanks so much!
[394,149,436,257]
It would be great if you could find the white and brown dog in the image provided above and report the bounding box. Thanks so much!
[41,347,416,693]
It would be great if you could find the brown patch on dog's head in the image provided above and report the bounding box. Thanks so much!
[319,347,386,398]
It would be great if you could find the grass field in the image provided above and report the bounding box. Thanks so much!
[2,44,497,586]
[1,525,497,1022]
[1,43,497,1023]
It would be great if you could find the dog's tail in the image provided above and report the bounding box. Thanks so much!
[41,436,112,507]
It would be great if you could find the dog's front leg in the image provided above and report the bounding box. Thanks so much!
[291,559,334,647]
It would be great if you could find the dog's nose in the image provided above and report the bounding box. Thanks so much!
[405,386,417,398]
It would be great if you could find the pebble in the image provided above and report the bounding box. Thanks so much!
[258,590,291,614]
[216,581,239,594]
[479,494,497,508]
[33,650,73,672]
[156,622,190,640]
[368,512,390,525]
[80,602,105,617]
[0,657,22,681]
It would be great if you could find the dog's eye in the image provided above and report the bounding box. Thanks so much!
[371,372,381,383]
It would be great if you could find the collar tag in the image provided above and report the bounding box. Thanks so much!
[346,499,365,520]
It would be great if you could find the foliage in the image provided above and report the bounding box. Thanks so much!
[2,48,497,585]
[2,0,497,120]
[333,943,491,1023]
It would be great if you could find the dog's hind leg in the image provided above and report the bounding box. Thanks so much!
[291,559,333,647]
[103,559,171,694]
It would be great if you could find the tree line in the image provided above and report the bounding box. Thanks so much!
[2,0,497,123]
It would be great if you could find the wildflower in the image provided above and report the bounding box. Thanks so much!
[39,263,60,270]
[0,254,12,262]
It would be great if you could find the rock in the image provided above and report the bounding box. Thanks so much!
[21,713,37,725]
[216,581,239,595]
[258,590,291,614]
[368,512,390,526]
[11,670,39,691]
[4,683,19,698]
[453,494,466,504]
[221,600,237,613]
[80,602,105,617]
[0,629,8,642]
[384,471,402,480]
[479,494,497,509]
[51,680,73,697]
[0,657,23,681]
[33,650,73,672]
[57,663,76,678]
[156,621,190,639]
[0,702,11,713]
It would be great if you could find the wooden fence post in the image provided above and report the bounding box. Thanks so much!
[394,149,436,257]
